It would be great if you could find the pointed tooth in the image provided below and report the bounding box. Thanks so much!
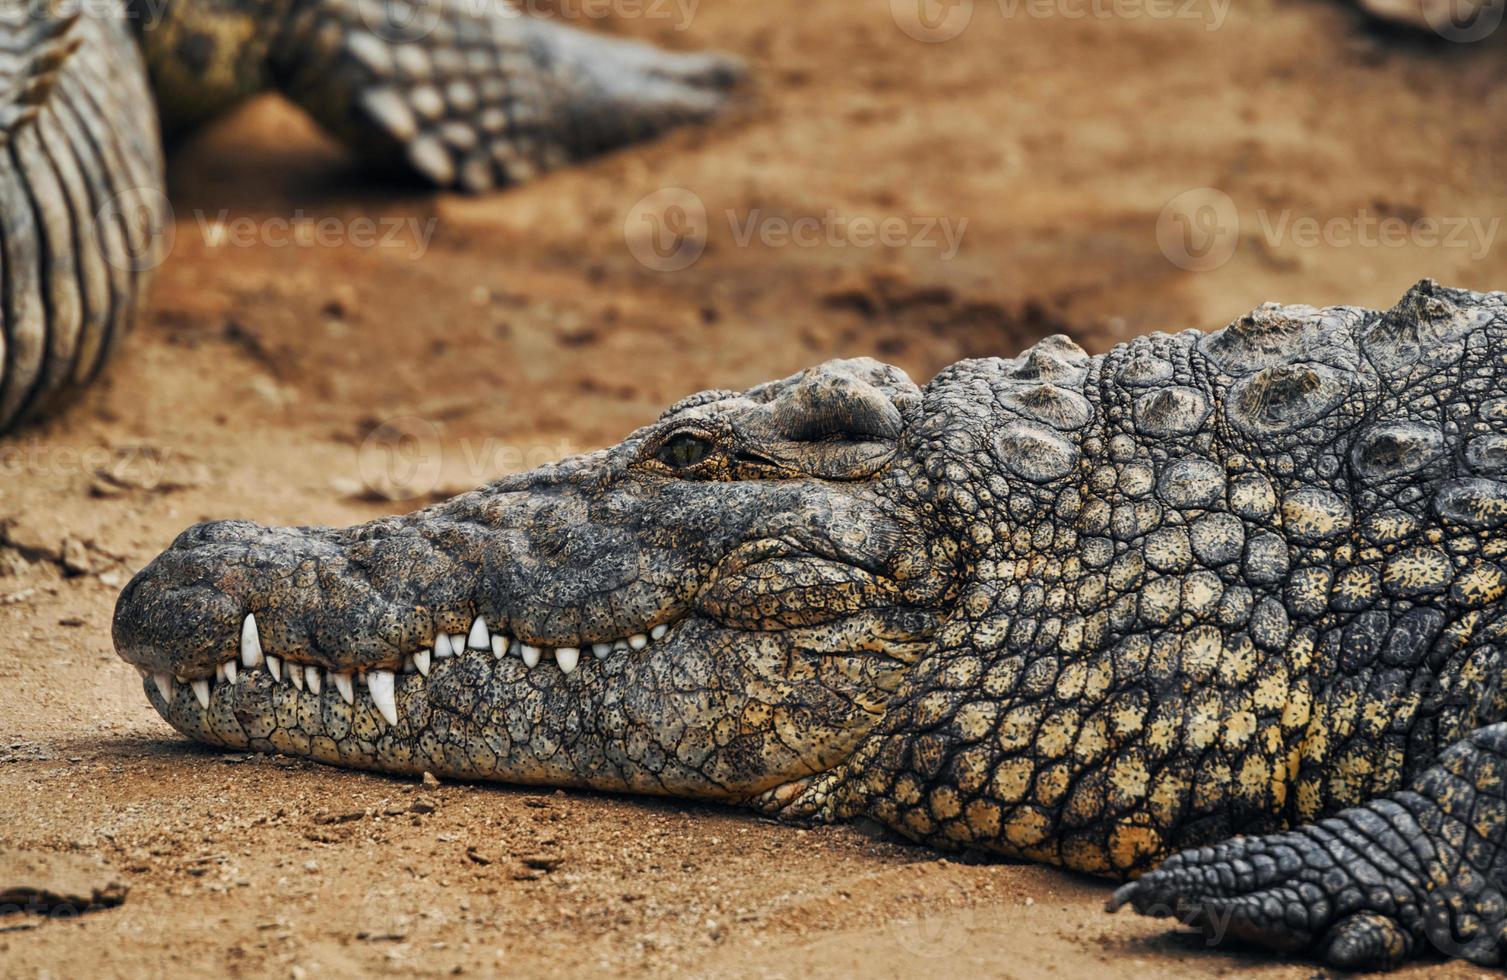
[334,671,355,705]
[555,647,580,673]
[491,635,507,659]
[592,642,612,659]
[306,666,322,694]
[266,655,282,682]
[190,678,211,709]
[368,669,398,726]
[520,644,541,668]
[434,633,453,660]
[153,672,173,701]
[650,624,668,641]
[215,662,226,683]
[414,646,432,677]
[449,633,465,655]
[628,633,648,651]
[467,616,490,649]
[290,664,305,692]
[240,614,263,668]
[224,659,238,684]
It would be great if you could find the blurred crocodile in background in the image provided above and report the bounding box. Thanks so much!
[115,279,1507,969]
[0,0,742,433]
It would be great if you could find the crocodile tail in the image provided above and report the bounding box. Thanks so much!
[0,8,82,147]
[0,8,167,434]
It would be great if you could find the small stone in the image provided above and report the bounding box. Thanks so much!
[410,800,436,815]
[421,771,441,791]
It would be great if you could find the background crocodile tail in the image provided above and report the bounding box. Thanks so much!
[0,6,166,435]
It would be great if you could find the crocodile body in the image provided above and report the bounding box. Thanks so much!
[0,0,740,433]
[114,280,1507,968]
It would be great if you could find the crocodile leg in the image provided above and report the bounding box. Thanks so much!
[1110,722,1507,969]
[267,0,745,192]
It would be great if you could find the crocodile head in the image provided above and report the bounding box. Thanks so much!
[112,359,956,807]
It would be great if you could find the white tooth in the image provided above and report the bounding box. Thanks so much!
[224,659,238,684]
[592,642,612,659]
[613,640,629,651]
[628,633,648,651]
[240,614,263,668]
[266,655,282,683]
[333,671,355,705]
[368,669,398,726]
[650,624,668,641]
[306,666,322,694]
[467,616,490,649]
[191,678,210,709]
[449,633,465,655]
[434,633,453,660]
[153,672,173,701]
[491,635,507,659]
[520,644,541,668]
[555,647,579,673]
[289,664,305,692]
[414,647,432,677]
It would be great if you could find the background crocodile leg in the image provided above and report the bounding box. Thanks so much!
[1111,721,1507,969]
[266,0,745,192]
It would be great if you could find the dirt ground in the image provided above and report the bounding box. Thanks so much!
[3,0,1507,976]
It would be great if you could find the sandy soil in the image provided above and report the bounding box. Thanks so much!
[3,1,1507,976]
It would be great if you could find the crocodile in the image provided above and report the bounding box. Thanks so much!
[113,279,1507,969]
[0,0,741,433]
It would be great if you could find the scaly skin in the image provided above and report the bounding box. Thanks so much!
[0,0,741,432]
[116,280,1507,969]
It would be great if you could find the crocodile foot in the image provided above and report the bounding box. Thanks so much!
[1110,724,1507,970]
[271,0,746,192]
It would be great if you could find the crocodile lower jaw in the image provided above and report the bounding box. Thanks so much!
[139,612,681,726]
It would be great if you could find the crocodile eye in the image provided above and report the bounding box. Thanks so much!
[656,432,713,470]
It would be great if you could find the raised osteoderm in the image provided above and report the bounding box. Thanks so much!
[0,0,741,432]
[116,280,1507,969]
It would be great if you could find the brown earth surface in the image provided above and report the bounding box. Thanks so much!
[3,1,1507,976]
